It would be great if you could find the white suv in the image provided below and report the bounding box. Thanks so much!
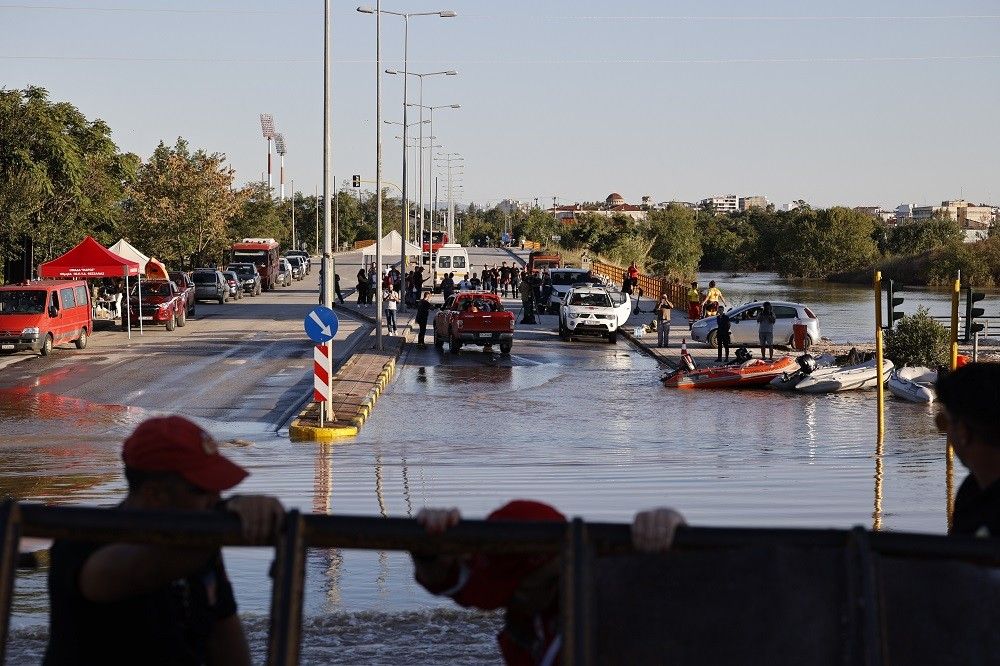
[558,285,629,343]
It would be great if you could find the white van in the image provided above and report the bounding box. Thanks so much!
[433,244,470,289]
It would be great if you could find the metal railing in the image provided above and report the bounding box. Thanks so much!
[591,260,688,311]
[3,501,999,665]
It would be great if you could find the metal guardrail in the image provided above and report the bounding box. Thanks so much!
[591,260,688,311]
[3,501,1000,665]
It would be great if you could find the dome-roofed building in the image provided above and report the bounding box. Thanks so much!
[606,192,625,207]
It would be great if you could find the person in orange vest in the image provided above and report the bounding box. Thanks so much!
[412,500,685,666]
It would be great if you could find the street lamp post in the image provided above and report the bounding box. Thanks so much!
[274,133,287,201]
[360,6,455,314]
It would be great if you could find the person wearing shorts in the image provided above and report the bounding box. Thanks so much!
[686,282,701,326]
[756,301,776,360]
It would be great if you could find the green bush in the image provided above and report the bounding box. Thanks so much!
[884,307,949,367]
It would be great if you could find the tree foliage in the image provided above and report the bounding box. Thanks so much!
[0,87,137,263]
[884,307,950,367]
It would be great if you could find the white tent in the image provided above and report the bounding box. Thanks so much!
[107,239,150,273]
[360,230,421,266]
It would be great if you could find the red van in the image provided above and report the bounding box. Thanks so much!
[0,280,92,355]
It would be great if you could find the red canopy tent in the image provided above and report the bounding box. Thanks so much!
[38,236,139,279]
[38,236,143,338]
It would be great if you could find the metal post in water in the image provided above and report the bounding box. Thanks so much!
[322,0,335,422]
[874,271,885,439]
[947,270,961,528]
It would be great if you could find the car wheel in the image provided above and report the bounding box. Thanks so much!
[40,334,53,356]
[789,334,814,350]
[559,320,570,341]
[706,330,717,348]
[218,294,225,304]
[500,341,512,355]
[165,314,176,331]
[74,329,88,349]
[177,310,186,327]
[449,335,462,353]
[607,331,618,344]
[190,303,196,316]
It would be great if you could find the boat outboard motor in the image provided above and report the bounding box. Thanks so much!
[734,346,753,363]
[796,354,817,374]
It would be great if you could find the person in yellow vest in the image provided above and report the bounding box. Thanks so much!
[700,280,728,318]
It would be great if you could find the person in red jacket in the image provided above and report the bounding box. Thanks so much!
[411,500,685,666]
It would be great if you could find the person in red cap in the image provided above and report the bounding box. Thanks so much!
[412,501,685,666]
[44,415,284,666]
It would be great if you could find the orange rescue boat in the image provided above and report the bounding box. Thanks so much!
[662,356,797,389]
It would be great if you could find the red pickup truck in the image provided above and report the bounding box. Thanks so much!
[433,291,515,355]
[127,280,187,331]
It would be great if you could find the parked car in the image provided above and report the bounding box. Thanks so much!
[277,258,293,287]
[546,268,603,313]
[285,250,311,274]
[690,301,821,349]
[168,271,196,317]
[192,269,228,304]
[221,271,243,300]
[558,285,627,343]
[433,291,515,354]
[227,263,262,296]
[286,256,306,281]
[0,280,91,356]
[127,280,187,331]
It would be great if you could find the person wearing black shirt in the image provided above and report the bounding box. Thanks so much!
[936,363,1000,537]
[44,416,284,666]
[415,291,433,347]
[716,307,732,362]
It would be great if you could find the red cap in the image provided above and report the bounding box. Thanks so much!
[122,416,248,492]
[487,500,566,523]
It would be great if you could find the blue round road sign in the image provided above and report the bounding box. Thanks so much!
[304,306,339,343]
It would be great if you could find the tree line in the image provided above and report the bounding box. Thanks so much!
[0,87,405,274]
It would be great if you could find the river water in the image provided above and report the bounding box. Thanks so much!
[695,271,1000,344]
[3,272,970,663]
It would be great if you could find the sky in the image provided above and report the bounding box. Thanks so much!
[3,0,999,209]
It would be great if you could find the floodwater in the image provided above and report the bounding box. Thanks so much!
[696,271,999,344]
[3,273,962,663]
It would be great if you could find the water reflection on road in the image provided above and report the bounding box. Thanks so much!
[4,336,952,662]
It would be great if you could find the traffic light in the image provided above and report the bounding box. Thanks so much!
[964,286,985,342]
[352,174,361,188]
[886,279,904,328]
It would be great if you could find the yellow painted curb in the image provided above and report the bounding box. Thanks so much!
[289,420,359,441]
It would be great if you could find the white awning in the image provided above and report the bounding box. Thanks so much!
[107,239,150,273]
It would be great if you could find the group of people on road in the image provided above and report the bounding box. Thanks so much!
[40,361,1000,664]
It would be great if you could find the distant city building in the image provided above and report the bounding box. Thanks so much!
[780,202,801,212]
[896,199,994,242]
[641,195,653,208]
[496,199,529,215]
[657,201,698,210]
[738,195,768,212]
[606,192,626,207]
[855,206,896,224]
[700,195,739,213]
[549,192,647,223]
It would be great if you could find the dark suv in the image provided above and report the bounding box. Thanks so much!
[192,269,228,304]
[228,263,262,296]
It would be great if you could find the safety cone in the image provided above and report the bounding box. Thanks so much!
[680,338,695,371]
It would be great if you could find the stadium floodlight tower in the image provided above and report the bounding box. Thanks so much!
[274,133,288,201]
[259,113,276,192]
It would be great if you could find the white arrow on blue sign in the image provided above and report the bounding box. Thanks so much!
[304,306,339,343]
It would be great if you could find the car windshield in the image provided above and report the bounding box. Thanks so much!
[223,272,237,281]
[551,271,593,286]
[569,292,612,307]
[287,257,302,266]
[229,266,254,277]
[193,272,216,284]
[0,290,47,315]
[132,282,172,297]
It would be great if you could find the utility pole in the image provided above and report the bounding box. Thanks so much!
[290,179,296,250]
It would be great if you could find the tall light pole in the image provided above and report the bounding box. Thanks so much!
[359,7,456,308]
[259,113,275,192]
[389,71,456,266]
[436,152,463,239]
[274,133,287,201]
[321,0,334,423]
[290,179,296,249]
[407,102,459,276]
[384,118,429,245]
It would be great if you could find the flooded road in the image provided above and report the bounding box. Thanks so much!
[4,303,952,662]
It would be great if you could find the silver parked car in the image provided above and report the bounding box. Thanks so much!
[690,301,821,349]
